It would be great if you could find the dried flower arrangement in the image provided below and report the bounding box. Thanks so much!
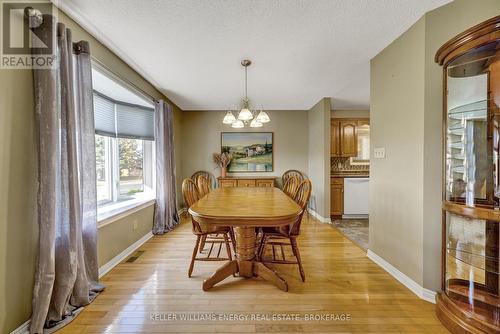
[213,152,232,177]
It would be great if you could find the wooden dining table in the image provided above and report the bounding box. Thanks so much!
[188,187,302,292]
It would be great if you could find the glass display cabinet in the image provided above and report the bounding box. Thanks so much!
[435,16,500,334]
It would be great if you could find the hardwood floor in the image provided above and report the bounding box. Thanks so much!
[60,213,448,333]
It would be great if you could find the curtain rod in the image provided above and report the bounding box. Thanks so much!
[26,6,161,105]
[91,57,160,105]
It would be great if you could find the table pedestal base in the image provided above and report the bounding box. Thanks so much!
[202,227,288,291]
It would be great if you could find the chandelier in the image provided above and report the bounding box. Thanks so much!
[222,59,270,128]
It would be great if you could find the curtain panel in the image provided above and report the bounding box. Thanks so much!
[30,17,104,334]
[153,100,179,234]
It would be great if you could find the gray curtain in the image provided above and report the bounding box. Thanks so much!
[30,19,104,334]
[153,100,179,234]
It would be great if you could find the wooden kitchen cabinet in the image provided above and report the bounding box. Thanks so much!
[330,120,341,157]
[330,177,344,217]
[340,121,357,157]
[357,119,370,127]
[331,119,367,157]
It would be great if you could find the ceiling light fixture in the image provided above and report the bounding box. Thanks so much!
[223,59,270,128]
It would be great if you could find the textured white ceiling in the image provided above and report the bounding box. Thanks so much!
[58,0,450,110]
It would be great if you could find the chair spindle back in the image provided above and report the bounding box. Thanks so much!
[283,176,301,198]
[196,175,211,197]
[182,178,201,209]
[191,171,215,189]
[282,170,304,186]
[182,178,203,234]
[290,179,312,236]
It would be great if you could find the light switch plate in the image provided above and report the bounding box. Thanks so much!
[374,147,386,159]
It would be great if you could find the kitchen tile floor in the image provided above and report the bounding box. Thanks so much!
[332,219,369,250]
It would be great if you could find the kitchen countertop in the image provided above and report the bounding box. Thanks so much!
[331,172,369,178]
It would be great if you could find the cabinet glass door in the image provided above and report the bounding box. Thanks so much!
[444,40,500,326]
[445,42,499,208]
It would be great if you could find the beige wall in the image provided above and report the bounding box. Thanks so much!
[0,7,183,333]
[331,109,370,118]
[370,17,426,285]
[0,68,38,333]
[180,110,309,191]
[370,0,500,292]
[308,98,331,218]
[97,205,155,267]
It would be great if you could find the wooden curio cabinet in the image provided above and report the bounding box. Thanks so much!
[435,16,500,334]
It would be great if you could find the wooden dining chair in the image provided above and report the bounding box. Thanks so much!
[196,175,211,197]
[195,174,232,253]
[258,179,312,282]
[191,171,215,189]
[195,175,210,252]
[282,170,304,186]
[182,178,233,277]
[282,175,301,198]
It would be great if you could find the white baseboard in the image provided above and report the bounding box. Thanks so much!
[421,288,437,303]
[367,249,436,304]
[342,214,369,219]
[98,231,154,278]
[10,320,29,334]
[308,209,332,223]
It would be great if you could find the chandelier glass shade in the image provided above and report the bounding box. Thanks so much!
[250,118,263,127]
[256,110,270,123]
[231,119,245,128]
[223,110,236,124]
[223,59,270,128]
[238,108,253,121]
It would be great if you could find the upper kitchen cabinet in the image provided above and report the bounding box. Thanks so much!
[331,118,369,158]
[340,120,357,156]
[331,120,341,156]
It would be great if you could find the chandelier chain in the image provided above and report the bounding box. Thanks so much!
[222,59,270,128]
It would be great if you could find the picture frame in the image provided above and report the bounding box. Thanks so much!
[221,132,274,172]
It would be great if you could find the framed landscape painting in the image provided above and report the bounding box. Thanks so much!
[221,132,273,172]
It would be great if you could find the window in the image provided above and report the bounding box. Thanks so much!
[92,67,156,221]
[350,124,370,165]
[96,135,112,204]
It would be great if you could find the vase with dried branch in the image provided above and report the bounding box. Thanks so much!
[213,152,232,177]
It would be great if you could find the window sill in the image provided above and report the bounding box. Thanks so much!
[98,197,156,228]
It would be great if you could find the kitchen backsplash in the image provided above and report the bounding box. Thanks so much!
[331,157,370,173]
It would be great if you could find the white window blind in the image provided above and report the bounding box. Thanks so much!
[93,91,155,141]
[94,93,116,137]
[116,103,155,141]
